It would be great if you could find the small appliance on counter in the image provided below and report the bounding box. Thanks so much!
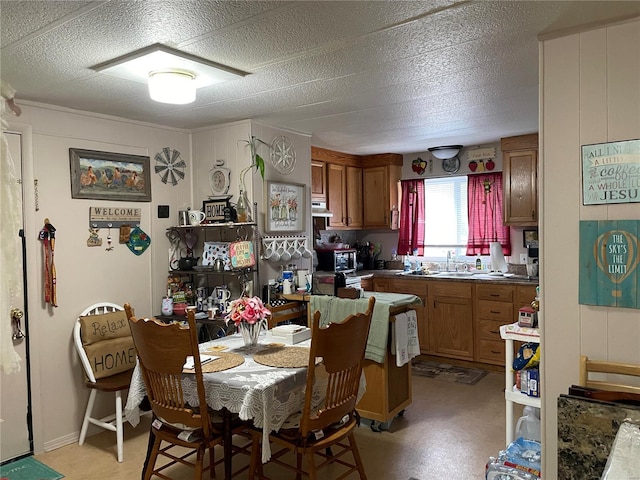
[315,247,357,273]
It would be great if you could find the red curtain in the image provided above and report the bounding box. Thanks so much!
[397,179,425,256]
[466,173,511,255]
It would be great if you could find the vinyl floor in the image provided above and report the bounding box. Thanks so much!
[35,369,516,480]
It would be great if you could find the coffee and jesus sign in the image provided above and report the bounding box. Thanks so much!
[579,220,639,309]
[582,139,640,205]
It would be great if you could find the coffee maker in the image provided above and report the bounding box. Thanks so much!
[526,246,539,278]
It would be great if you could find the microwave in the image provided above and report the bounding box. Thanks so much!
[315,248,357,273]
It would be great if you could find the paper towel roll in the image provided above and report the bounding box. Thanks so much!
[490,242,508,273]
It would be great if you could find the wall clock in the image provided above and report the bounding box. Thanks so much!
[270,135,296,175]
[155,147,186,186]
[442,156,461,174]
[209,160,231,197]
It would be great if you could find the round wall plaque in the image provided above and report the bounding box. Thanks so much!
[270,135,296,175]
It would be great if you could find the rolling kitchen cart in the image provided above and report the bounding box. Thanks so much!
[500,323,541,444]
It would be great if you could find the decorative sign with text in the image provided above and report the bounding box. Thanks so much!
[89,206,141,228]
[579,220,639,309]
[582,139,640,205]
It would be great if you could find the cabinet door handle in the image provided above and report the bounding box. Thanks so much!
[532,210,535,219]
[490,330,499,334]
[490,310,501,314]
[490,293,500,297]
[490,350,501,354]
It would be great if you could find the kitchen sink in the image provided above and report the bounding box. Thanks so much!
[396,270,436,276]
[434,271,476,278]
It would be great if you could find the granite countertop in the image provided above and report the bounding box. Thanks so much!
[356,269,538,285]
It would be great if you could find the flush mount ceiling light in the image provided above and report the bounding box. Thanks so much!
[428,145,463,160]
[148,69,196,104]
[429,145,463,174]
[91,43,248,105]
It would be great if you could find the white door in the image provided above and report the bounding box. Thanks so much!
[0,131,32,462]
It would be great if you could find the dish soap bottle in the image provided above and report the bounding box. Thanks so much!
[476,255,482,271]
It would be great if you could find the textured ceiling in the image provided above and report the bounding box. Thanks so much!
[2,1,639,155]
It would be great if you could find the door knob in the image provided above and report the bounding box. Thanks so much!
[11,308,25,340]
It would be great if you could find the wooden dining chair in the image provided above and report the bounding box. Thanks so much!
[248,296,376,480]
[126,305,224,480]
[579,355,640,395]
[73,302,135,462]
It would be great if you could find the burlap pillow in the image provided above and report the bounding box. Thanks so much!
[83,336,136,379]
[80,309,131,345]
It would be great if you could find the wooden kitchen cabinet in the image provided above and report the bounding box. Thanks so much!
[515,285,537,319]
[372,278,389,292]
[311,161,327,201]
[475,284,514,366]
[360,276,373,291]
[362,164,401,229]
[501,133,538,226]
[387,278,429,353]
[346,166,363,228]
[428,281,474,360]
[326,163,363,229]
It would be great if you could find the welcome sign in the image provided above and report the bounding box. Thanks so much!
[582,139,640,205]
[579,220,639,309]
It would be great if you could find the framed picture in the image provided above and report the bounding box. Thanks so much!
[203,199,229,223]
[523,229,539,248]
[265,181,306,233]
[69,148,151,202]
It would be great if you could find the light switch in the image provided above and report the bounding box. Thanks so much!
[520,254,528,264]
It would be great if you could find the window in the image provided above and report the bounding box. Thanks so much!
[422,176,468,258]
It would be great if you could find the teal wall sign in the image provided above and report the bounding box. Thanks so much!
[579,220,639,309]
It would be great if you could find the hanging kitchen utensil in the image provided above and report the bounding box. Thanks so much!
[184,228,198,256]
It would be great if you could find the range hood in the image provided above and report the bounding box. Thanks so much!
[311,201,333,217]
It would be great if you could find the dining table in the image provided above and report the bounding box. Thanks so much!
[124,329,317,480]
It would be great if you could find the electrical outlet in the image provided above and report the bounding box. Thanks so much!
[520,254,528,264]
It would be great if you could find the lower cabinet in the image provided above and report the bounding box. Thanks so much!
[428,281,474,360]
[475,284,514,365]
[386,278,429,353]
[360,276,373,292]
[372,276,537,368]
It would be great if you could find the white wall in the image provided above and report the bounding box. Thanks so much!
[13,102,191,452]
[540,17,640,477]
[11,102,312,452]
[191,120,313,287]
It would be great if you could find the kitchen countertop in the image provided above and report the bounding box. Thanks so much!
[355,269,538,285]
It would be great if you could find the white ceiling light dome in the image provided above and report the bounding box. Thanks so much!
[428,145,463,160]
[148,69,196,104]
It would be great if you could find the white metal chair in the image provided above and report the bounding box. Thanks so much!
[73,302,134,462]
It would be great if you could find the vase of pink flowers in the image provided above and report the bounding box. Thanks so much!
[226,296,271,347]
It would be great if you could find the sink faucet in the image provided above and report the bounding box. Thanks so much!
[446,251,451,272]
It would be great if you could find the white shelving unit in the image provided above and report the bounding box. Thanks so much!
[500,323,541,444]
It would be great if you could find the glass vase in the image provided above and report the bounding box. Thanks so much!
[236,186,252,223]
[239,320,263,348]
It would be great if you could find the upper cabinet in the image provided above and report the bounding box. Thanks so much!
[325,163,363,228]
[361,160,401,229]
[311,161,327,201]
[312,147,399,230]
[501,134,539,226]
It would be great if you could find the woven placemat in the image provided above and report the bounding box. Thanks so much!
[253,346,310,368]
[183,352,244,374]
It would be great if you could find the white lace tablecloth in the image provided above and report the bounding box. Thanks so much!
[124,332,314,463]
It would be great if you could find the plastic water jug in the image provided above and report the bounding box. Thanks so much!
[515,405,541,442]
